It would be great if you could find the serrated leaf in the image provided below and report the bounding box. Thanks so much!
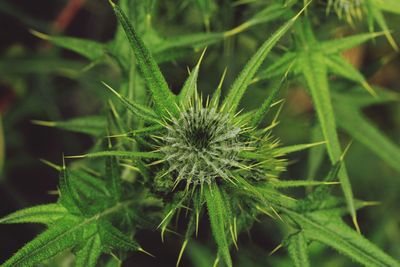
[32,116,107,136]
[1,217,97,267]
[274,141,326,155]
[287,232,310,267]
[105,155,122,201]
[0,204,68,225]
[255,52,296,81]
[99,221,141,252]
[204,183,232,267]
[30,30,105,61]
[59,167,83,214]
[306,123,325,180]
[270,180,338,188]
[103,82,160,124]
[223,7,305,113]
[334,99,400,173]
[285,210,400,267]
[178,49,206,104]
[319,32,384,54]
[110,1,178,116]
[251,78,284,127]
[67,150,162,159]
[75,234,102,267]
[299,50,357,229]
[325,54,375,95]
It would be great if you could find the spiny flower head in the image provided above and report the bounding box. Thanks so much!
[157,93,285,191]
[327,0,364,24]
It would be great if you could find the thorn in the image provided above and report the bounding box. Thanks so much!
[29,29,49,40]
[138,247,155,258]
[269,243,283,256]
[353,216,361,234]
[176,239,188,267]
[108,0,116,8]
[339,140,353,162]
[39,159,61,171]
[31,120,56,127]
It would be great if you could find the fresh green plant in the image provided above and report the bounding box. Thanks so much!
[1,0,400,266]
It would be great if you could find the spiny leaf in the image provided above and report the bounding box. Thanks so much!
[369,7,399,51]
[334,99,400,173]
[66,150,163,159]
[204,183,232,267]
[285,210,400,267]
[274,141,326,155]
[103,82,160,124]
[251,77,285,127]
[325,54,375,96]
[255,52,297,81]
[319,31,385,54]
[110,1,178,116]
[30,30,105,61]
[178,48,206,104]
[32,116,107,136]
[105,154,122,201]
[306,123,325,180]
[1,217,97,267]
[299,50,358,230]
[222,5,307,113]
[0,204,68,225]
[270,180,339,188]
[75,234,102,267]
[99,221,143,253]
[286,232,310,267]
[224,3,287,37]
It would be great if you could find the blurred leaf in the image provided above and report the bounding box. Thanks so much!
[205,183,232,267]
[75,234,102,267]
[32,116,107,136]
[334,95,400,173]
[30,31,106,61]
[287,232,310,267]
[0,204,68,225]
[223,6,305,113]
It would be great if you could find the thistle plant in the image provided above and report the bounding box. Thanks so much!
[1,1,400,267]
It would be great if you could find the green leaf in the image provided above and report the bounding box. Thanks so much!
[32,116,107,136]
[1,217,97,267]
[334,99,400,173]
[270,180,339,188]
[66,150,163,159]
[105,154,122,201]
[287,232,310,267]
[319,32,385,54]
[299,50,358,230]
[75,234,102,267]
[110,1,178,116]
[255,52,296,81]
[178,49,206,104]
[103,82,160,124]
[274,141,326,155]
[369,7,398,51]
[285,210,400,267]
[325,54,375,96]
[194,0,216,30]
[306,123,325,180]
[375,0,400,14]
[0,204,68,225]
[204,183,232,267]
[223,6,305,113]
[30,30,105,61]
[99,221,141,252]
[251,78,284,127]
